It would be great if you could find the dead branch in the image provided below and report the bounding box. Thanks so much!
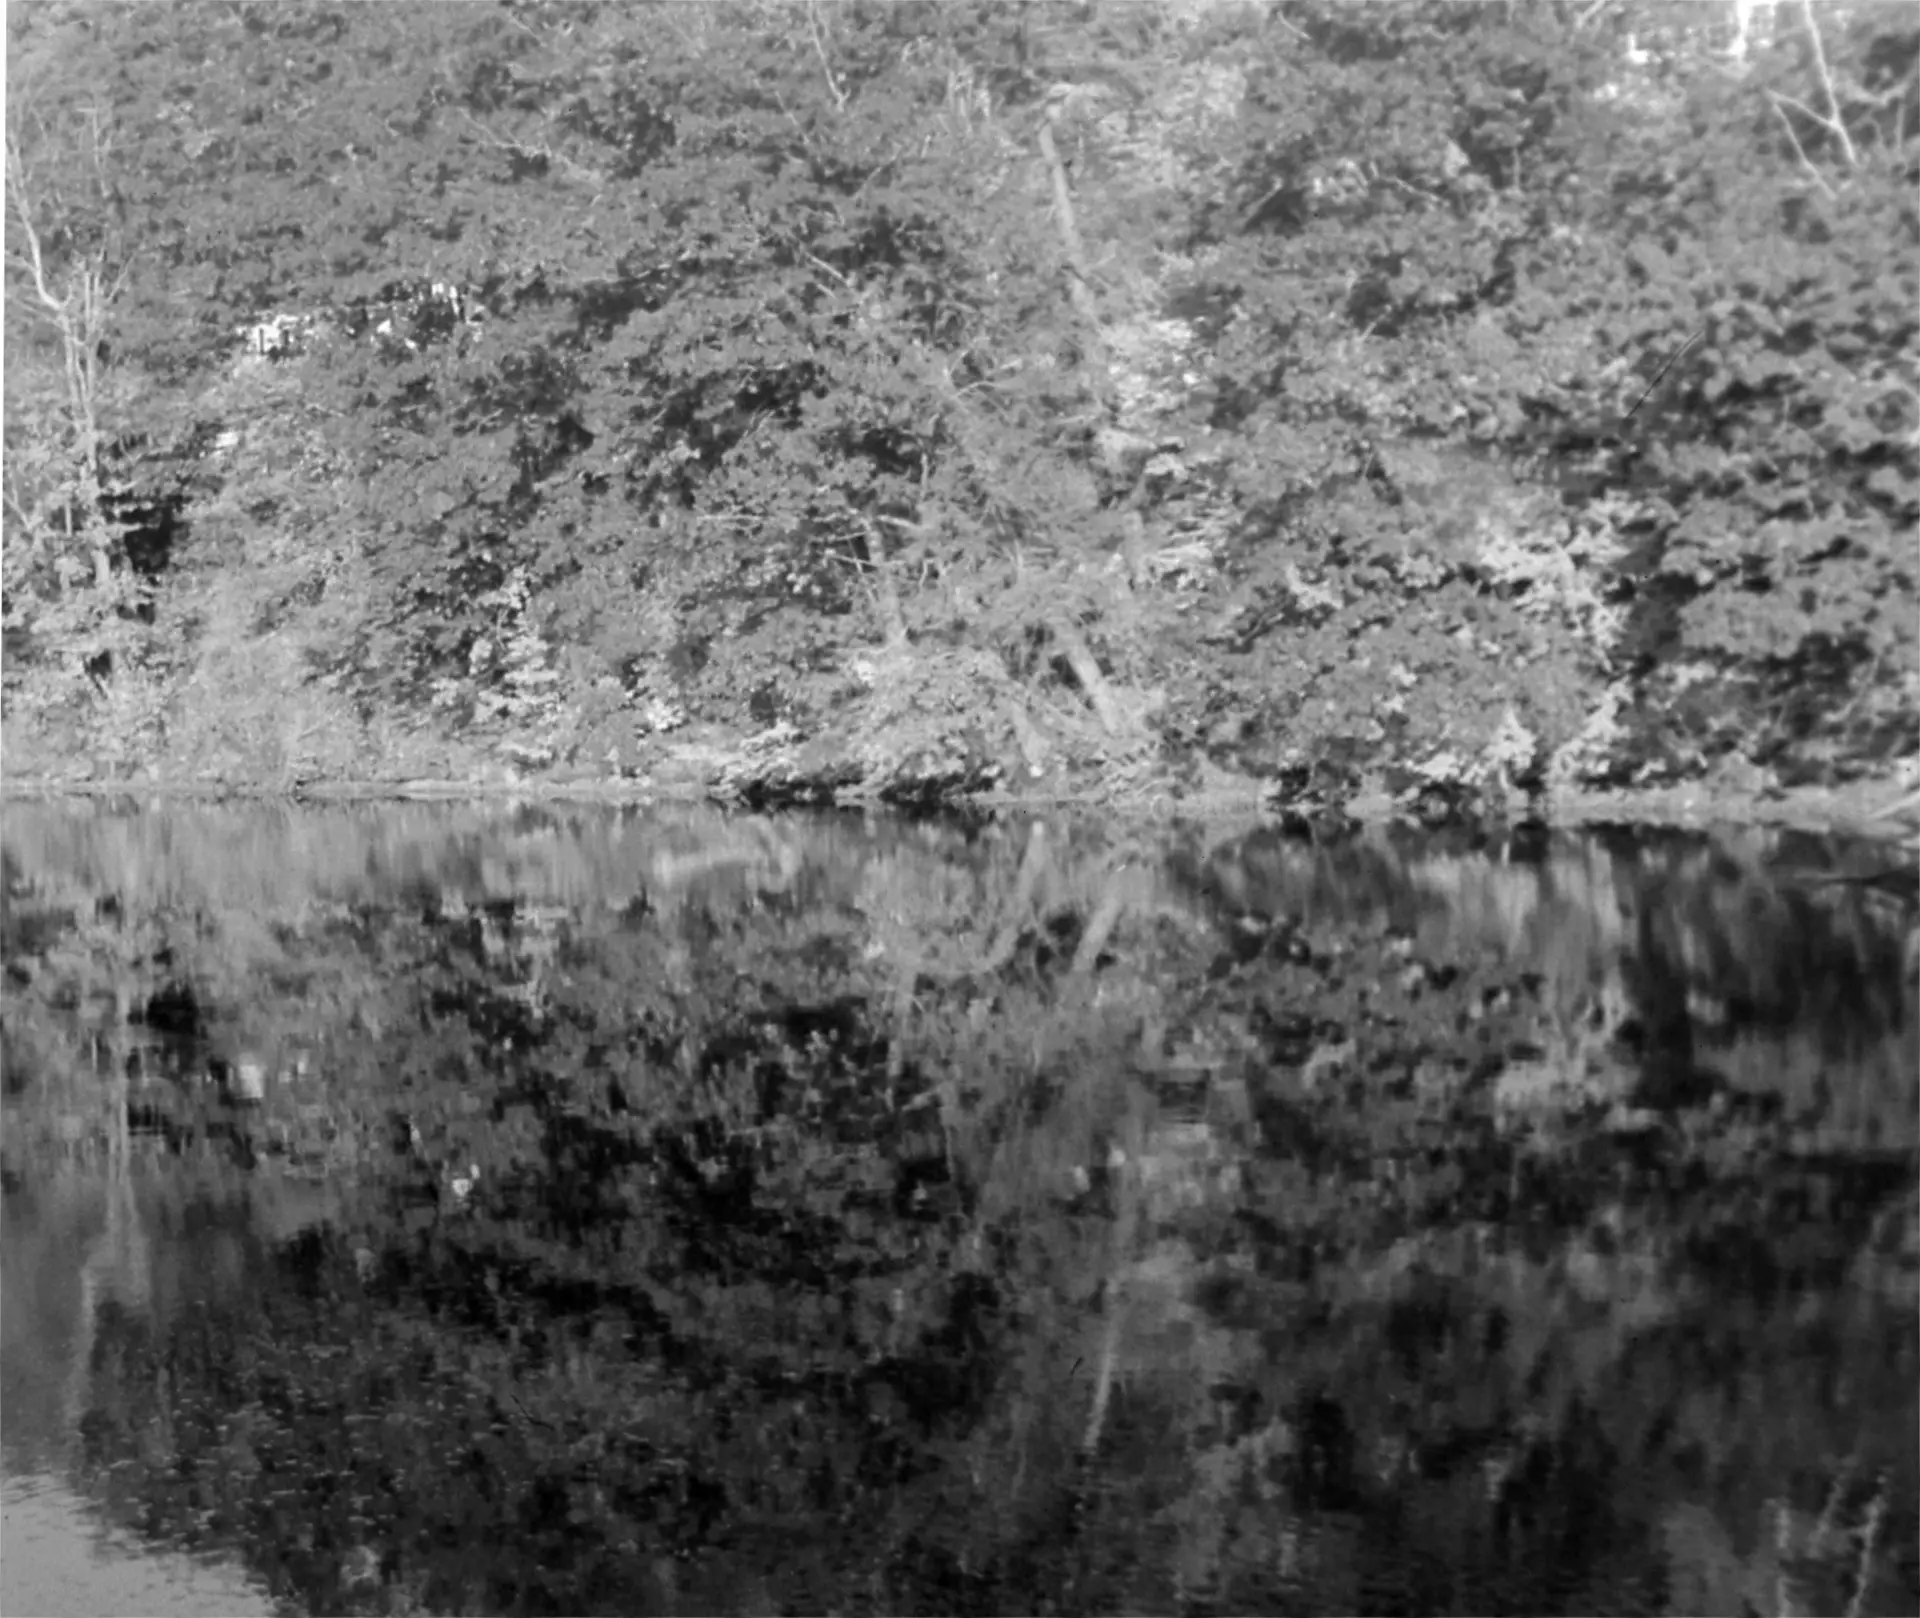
[1769,94,1837,196]
[1777,0,1861,174]
[807,0,848,113]
[1036,101,1115,414]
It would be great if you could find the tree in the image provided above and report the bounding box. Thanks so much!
[4,0,1911,796]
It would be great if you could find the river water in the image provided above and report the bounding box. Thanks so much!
[1,1474,279,1618]
[1,800,1914,1616]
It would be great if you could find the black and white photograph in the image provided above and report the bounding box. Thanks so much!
[3,2,1915,1612]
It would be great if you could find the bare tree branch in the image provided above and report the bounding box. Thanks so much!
[5,109,134,595]
[1037,101,1115,416]
[7,131,69,315]
[1790,0,1861,170]
[1769,93,1837,195]
[807,0,848,113]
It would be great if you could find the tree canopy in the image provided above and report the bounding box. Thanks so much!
[5,0,1915,805]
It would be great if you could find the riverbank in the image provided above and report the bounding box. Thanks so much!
[6,752,1917,851]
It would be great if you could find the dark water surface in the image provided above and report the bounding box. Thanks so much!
[3,801,1916,1617]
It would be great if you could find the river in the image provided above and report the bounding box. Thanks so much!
[2,800,1914,1616]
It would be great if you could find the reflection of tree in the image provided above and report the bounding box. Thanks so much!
[13,906,163,1445]
[62,1045,152,1447]
[8,809,1918,1614]
[855,820,1047,980]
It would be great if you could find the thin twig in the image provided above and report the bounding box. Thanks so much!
[1622,330,1702,426]
[1797,0,1859,169]
[797,243,852,287]
[1770,95,1837,196]
[456,108,607,189]
[6,132,68,315]
[807,0,848,113]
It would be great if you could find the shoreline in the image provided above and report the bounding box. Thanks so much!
[4,769,1915,846]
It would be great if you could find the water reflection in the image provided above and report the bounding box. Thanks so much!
[1,1474,280,1618]
[1,1157,284,1617]
[1,801,1915,1616]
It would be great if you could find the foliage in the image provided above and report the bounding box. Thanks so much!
[2,0,1914,801]
[1574,4,1920,782]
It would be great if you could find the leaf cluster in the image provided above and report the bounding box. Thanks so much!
[4,0,1913,793]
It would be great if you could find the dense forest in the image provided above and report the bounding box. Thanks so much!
[4,0,1916,815]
